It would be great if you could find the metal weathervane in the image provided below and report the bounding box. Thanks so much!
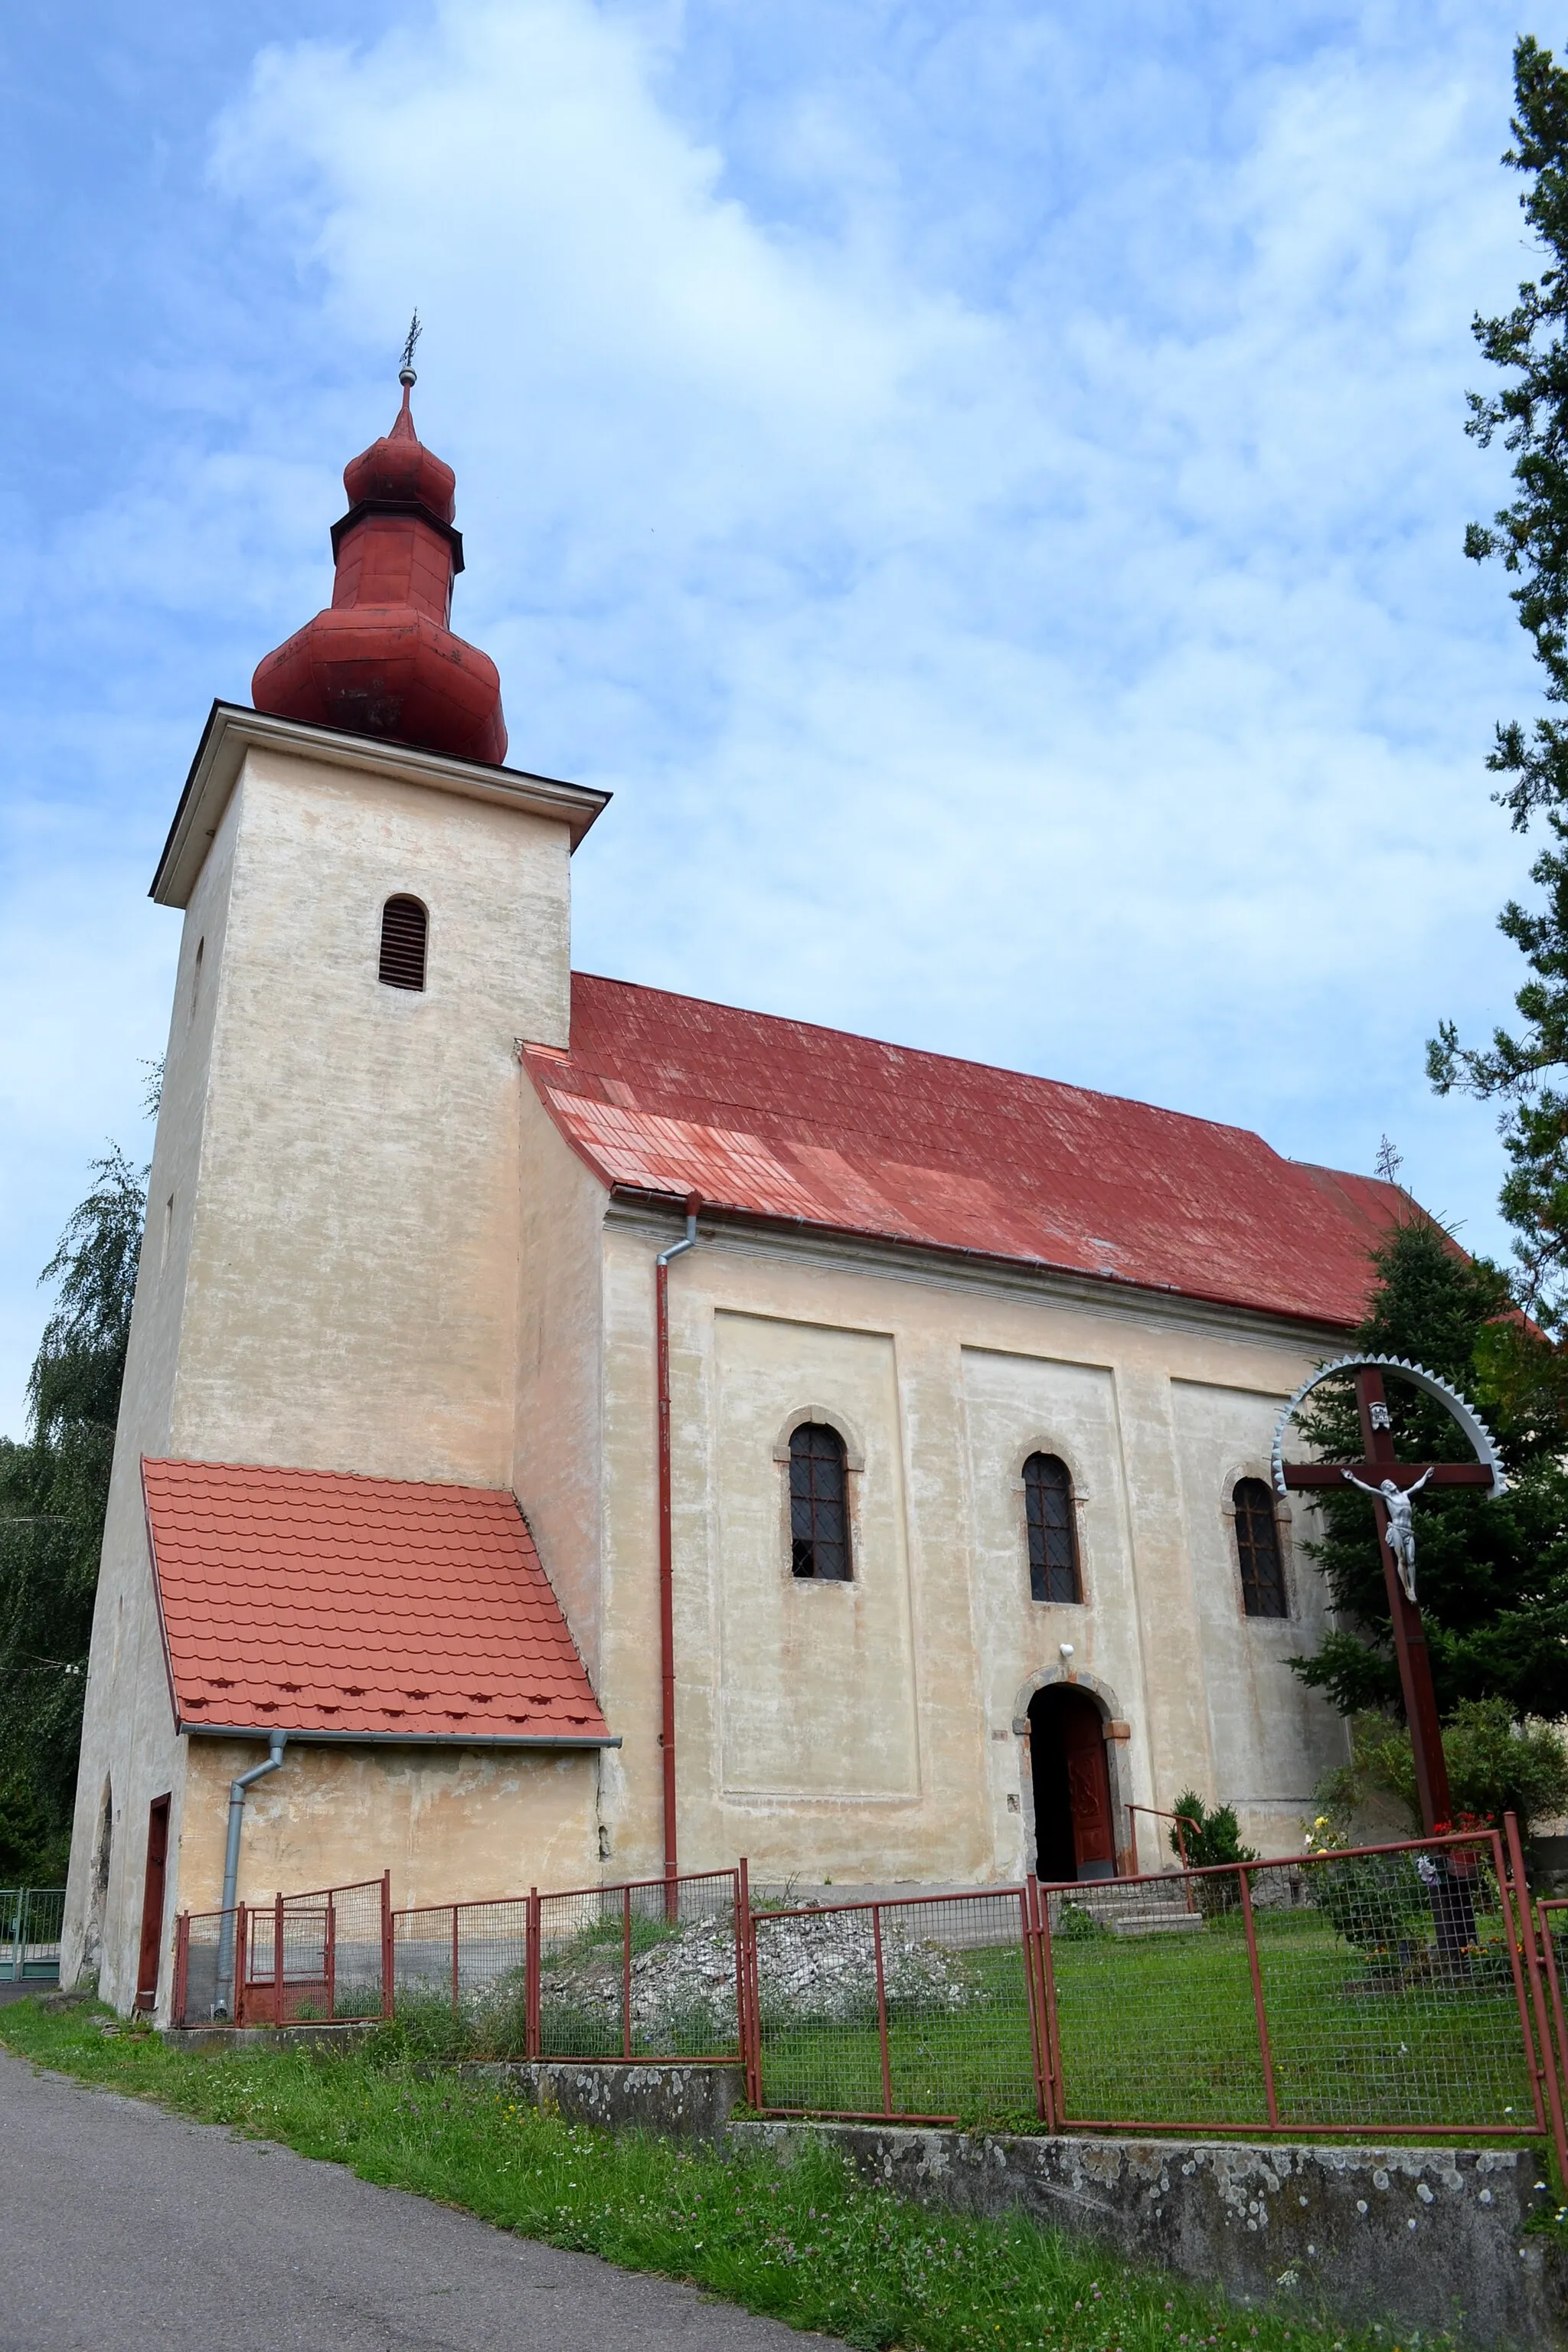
[1271,1355,1507,1836]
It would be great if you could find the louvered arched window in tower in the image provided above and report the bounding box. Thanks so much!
[378,895,428,991]
[1024,1453,1081,1602]
[1233,1478,1289,1618]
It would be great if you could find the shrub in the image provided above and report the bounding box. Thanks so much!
[1302,1850,1425,1956]
[1167,1790,1257,1868]
[1315,1700,1568,1838]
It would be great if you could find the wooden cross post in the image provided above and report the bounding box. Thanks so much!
[1279,1364,1491,1835]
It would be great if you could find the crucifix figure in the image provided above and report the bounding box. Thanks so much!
[1340,1463,1432,1604]
[1272,1354,1506,1837]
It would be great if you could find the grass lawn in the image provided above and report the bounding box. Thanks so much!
[5,1995,1427,2352]
[757,1910,1540,2138]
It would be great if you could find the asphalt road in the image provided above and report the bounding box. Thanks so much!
[0,2046,827,2352]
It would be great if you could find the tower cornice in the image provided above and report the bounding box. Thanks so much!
[151,701,609,908]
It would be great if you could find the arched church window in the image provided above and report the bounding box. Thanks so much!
[1233,1478,1288,1618]
[789,1423,851,1580]
[378,895,428,991]
[1024,1453,1080,1602]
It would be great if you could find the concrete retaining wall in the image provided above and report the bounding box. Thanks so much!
[162,2020,377,2056]
[733,2121,1566,2350]
[458,2060,745,2145]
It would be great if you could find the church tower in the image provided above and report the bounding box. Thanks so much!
[64,364,607,2003]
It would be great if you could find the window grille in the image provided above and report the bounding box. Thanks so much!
[789,1423,851,1580]
[378,896,428,991]
[1233,1477,1289,1617]
[1024,1453,1080,1603]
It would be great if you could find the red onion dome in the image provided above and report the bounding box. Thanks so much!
[252,366,508,766]
[342,394,456,524]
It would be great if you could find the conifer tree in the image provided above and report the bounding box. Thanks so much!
[1289,1217,1568,1721]
[1429,36,1568,1321]
[0,1149,145,1880]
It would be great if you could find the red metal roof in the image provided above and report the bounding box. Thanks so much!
[526,975,1406,1329]
[142,1459,609,1744]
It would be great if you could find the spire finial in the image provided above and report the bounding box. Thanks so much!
[398,309,422,388]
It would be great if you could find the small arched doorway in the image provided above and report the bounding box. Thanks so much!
[1029,1684,1116,1882]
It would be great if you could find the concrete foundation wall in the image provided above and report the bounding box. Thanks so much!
[734,2119,1566,2350]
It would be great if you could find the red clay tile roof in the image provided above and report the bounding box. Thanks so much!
[142,1459,610,1743]
[525,975,1407,1330]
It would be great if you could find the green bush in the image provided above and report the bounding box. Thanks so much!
[1054,1900,1109,1942]
[1166,1789,1258,1869]
[1315,1700,1568,1837]
[1302,1850,1425,1956]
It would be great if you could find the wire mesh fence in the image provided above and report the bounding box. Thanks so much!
[1,1887,65,1982]
[173,1876,390,2027]
[743,1824,1564,2172]
[393,1896,531,2052]
[748,1887,1043,2123]
[1037,1831,1543,2140]
[386,1869,746,2060]
[158,1822,1568,2177]
[535,1869,743,2061]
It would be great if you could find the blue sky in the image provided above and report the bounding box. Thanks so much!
[0,0,1553,1435]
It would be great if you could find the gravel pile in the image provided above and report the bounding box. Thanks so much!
[537,1908,974,2045]
[537,1917,740,2047]
[752,1909,973,2021]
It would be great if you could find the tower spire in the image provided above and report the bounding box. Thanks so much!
[250,348,507,766]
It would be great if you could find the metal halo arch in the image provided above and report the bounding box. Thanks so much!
[1269,1354,1508,1502]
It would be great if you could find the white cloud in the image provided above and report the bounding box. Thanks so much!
[0,0,1550,1423]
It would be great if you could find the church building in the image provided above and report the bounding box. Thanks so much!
[62,367,1401,2014]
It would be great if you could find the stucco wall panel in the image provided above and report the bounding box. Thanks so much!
[960,1345,1148,1877]
[714,1310,920,1802]
[62,785,243,2004]
[1171,1376,1347,1853]
[596,1227,665,1879]
[513,1084,609,1677]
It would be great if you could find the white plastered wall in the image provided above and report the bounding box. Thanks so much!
[1171,1377,1342,1856]
[179,1739,596,1913]
[61,779,243,2007]
[65,734,592,2012]
[593,1210,1351,1890]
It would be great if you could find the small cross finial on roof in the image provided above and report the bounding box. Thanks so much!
[399,309,423,387]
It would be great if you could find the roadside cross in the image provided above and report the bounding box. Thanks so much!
[1272,1354,1508,1837]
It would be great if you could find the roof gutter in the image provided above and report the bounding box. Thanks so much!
[184,1724,620,1749]
[605,1184,1362,1338]
[655,1194,701,1910]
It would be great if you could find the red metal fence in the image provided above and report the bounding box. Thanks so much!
[741,1821,1568,2181]
[173,1876,391,2027]
[168,1822,1568,2180]
[390,1867,746,2062]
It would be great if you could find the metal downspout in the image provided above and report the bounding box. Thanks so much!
[213,1733,286,2016]
[655,1196,701,1906]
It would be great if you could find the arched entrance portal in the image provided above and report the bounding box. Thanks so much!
[1029,1685,1116,1882]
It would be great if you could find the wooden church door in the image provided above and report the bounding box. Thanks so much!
[1059,1698,1114,1878]
[1028,1685,1116,1881]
